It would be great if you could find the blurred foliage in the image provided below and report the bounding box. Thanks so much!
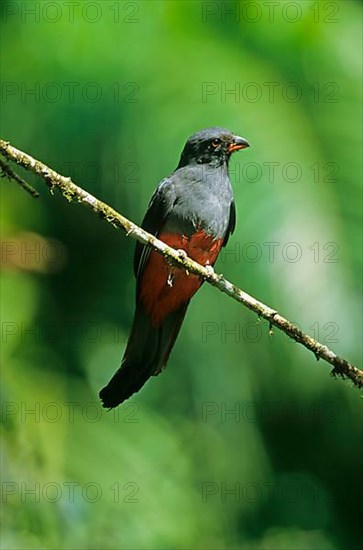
[1,1,362,549]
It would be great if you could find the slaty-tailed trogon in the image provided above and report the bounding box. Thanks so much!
[99,127,249,408]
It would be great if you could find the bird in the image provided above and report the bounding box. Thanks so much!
[99,127,250,408]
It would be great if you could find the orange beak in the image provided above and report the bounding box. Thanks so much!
[228,136,250,153]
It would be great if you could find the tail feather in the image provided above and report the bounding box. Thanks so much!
[99,303,189,408]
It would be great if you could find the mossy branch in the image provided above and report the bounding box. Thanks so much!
[1,138,362,390]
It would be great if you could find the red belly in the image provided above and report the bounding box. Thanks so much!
[139,231,223,326]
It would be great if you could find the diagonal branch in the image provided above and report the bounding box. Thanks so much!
[1,138,362,389]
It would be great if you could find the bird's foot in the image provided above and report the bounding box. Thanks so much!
[204,264,215,277]
[176,249,190,275]
[166,248,188,267]
[176,249,188,259]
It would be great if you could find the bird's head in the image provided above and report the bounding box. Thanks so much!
[177,127,250,168]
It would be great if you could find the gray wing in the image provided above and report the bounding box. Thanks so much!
[134,177,177,279]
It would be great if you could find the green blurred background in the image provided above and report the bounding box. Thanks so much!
[1,1,362,549]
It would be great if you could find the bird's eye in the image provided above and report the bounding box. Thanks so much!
[211,139,221,148]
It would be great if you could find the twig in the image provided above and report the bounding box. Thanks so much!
[0,158,39,198]
[1,138,362,389]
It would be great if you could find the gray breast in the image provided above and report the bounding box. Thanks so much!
[165,166,233,238]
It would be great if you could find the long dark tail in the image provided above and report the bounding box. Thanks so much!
[99,303,189,408]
